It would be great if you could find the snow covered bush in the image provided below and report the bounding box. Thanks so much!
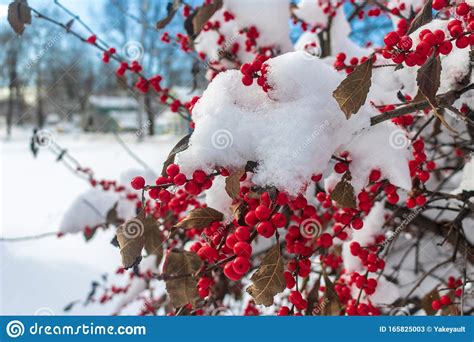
[10,0,474,316]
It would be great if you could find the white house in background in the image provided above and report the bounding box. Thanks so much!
[87,87,201,135]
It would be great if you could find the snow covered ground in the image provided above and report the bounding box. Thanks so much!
[0,127,179,315]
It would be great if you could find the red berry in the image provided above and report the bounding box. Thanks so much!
[431,299,442,311]
[224,262,242,281]
[256,221,275,238]
[192,170,207,184]
[166,163,180,177]
[406,197,416,209]
[350,241,361,256]
[317,233,333,248]
[235,226,251,241]
[456,36,469,49]
[232,256,251,275]
[387,192,399,205]
[255,205,271,221]
[456,3,470,16]
[440,295,451,306]
[271,213,286,228]
[284,271,296,289]
[384,31,400,46]
[131,176,145,190]
[369,169,381,182]
[233,241,252,258]
[438,40,453,55]
[244,211,258,226]
[351,218,364,230]
[242,75,253,86]
[334,162,348,174]
[416,195,427,206]
[432,0,446,11]
[173,173,186,186]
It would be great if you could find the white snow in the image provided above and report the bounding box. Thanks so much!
[178,51,372,195]
[453,157,474,194]
[0,129,179,314]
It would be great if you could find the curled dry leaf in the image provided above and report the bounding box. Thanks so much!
[163,250,202,308]
[225,167,245,200]
[320,270,341,315]
[406,0,433,35]
[246,245,285,307]
[416,53,441,105]
[184,0,223,39]
[175,207,224,229]
[332,56,374,119]
[330,172,356,208]
[161,133,191,176]
[116,211,146,269]
[143,215,164,267]
[7,0,32,35]
[156,0,182,30]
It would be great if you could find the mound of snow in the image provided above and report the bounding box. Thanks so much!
[178,51,372,195]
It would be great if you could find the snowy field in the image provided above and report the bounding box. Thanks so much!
[0,128,180,315]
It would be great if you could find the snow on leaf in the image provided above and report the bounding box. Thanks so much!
[116,211,146,269]
[164,251,202,308]
[225,167,245,200]
[406,0,433,35]
[416,54,441,105]
[330,172,356,208]
[175,207,224,229]
[332,56,373,119]
[7,0,31,35]
[161,134,191,176]
[246,245,285,307]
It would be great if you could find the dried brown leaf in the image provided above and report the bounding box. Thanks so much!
[8,0,32,35]
[175,207,224,229]
[185,0,223,39]
[332,56,374,119]
[164,251,202,308]
[417,54,441,104]
[421,287,440,316]
[246,245,285,307]
[144,216,164,267]
[330,172,356,208]
[116,211,146,269]
[161,134,191,176]
[407,0,433,35]
[156,0,181,29]
[225,167,245,200]
[320,270,341,315]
